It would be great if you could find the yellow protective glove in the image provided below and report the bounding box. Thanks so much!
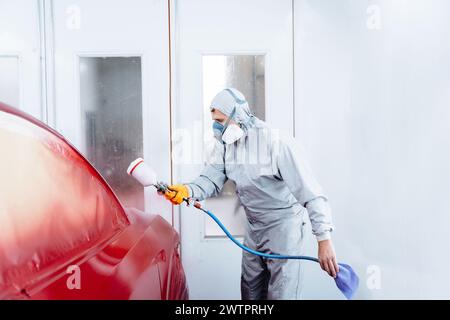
[164,184,189,205]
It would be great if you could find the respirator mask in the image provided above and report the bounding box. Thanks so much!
[211,89,246,144]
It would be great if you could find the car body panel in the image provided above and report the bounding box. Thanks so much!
[0,102,188,299]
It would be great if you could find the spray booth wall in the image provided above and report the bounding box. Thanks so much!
[294,0,450,299]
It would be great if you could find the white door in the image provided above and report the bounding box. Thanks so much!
[0,0,42,119]
[50,0,173,223]
[174,0,294,299]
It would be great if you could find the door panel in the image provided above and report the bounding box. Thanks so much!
[0,0,41,119]
[51,0,172,223]
[175,0,294,299]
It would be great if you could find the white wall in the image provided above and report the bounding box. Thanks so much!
[0,0,42,119]
[295,0,450,299]
[0,56,20,106]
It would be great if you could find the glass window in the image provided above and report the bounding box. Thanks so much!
[0,56,20,107]
[79,57,144,210]
[202,54,266,237]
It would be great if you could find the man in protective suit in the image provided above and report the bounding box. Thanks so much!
[165,88,338,300]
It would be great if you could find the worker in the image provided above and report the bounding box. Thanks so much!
[164,88,337,300]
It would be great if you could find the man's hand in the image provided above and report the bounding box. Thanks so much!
[318,239,339,278]
[163,184,189,205]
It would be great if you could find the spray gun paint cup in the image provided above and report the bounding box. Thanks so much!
[127,158,157,187]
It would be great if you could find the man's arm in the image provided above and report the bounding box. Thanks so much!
[274,135,338,277]
[275,136,334,239]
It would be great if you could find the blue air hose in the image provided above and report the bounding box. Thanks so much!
[193,202,319,263]
[186,198,359,300]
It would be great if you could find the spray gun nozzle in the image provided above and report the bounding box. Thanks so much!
[153,182,170,194]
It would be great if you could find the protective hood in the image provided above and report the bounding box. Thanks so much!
[210,88,255,132]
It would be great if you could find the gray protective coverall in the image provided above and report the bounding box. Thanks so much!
[186,88,334,300]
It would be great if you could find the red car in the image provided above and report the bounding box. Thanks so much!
[0,102,188,300]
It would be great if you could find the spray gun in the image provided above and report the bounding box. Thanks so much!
[126,158,203,210]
